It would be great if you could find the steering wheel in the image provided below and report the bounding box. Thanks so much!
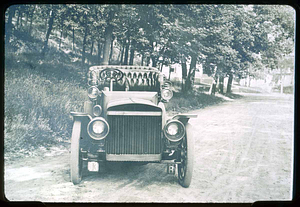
[99,68,124,82]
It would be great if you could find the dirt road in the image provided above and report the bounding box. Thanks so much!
[4,93,294,202]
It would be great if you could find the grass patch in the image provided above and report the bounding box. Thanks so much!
[223,93,244,99]
[4,51,87,157]
[165,90,225,116]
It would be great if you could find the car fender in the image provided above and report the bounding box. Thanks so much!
[171,114,197,125]
[70,112,92,139]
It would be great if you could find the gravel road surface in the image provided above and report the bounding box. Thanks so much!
[4,92,294,202]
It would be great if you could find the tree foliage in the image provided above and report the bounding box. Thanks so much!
[5,4,294,92]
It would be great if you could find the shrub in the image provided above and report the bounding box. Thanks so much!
[283,86,293,94]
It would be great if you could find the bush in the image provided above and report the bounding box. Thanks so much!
[283,86,293,94]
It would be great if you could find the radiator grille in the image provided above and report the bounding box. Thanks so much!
[106,115,162,154]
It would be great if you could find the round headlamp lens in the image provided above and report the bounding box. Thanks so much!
[87,117,109,140]
[88,86,99,99]
[93,105,102,116]
[161,88,173,100]
[164,120,185,142]
[92,121,105,134]
[167,123,179,136]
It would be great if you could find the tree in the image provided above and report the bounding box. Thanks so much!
[42,6,56,56]
[100,5,121,65]
[102,23,113,65]
[5,4,294,94]
[5,6,16,45]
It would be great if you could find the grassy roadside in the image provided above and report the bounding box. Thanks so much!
[165,90,226,116]
[4,50,87,161]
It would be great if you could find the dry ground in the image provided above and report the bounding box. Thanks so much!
[4,92,294,203]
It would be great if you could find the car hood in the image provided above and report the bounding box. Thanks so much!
[107,98,159,109]
[102,91,163,115]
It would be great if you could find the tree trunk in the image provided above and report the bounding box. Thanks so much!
[210,82,217,95]
[109,36,114,63]
[44,17,48,32]
[24,11,28,28]
[28,15,33,35]
[129,49,134,65]
[146,56,151,66]
[185,54,197,91]
[129,39,135,65]
[58,16,65,50]
[72,27,75,51]
[181,58,187,91]
[209,66,218,95]
[89,40,94,65]
[280,67,284,94]
[29,7,35,35]
[25,9,30,28]
[98,40,102,65]
[20,11,23,30]
[246,67,250,87]
[90,40,94,56]
[82,24,88,66]
[119,40,125,64]
[59,27,63,50]
[247,77,251,87]
[141,53,144,66]
[151,56,157,67]
[42,10,55,56]
[280,76,284,94]
[123,38,130,65]
[5,6,16,44]
[219,76,224,94]
[102,24,113,65]
[19,10,23,28]
[16,9,20,29]
[64,26,68,39]
[226,73,233,94]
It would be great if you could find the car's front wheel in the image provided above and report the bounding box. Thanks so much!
[70,120,83,184]
[177,123,194,188]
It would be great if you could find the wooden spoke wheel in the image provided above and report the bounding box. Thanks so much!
[178,123,194,188]
[70,120,83,185]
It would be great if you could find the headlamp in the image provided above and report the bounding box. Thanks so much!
[93,105,102,116]
[164,120,185,142]
[167,123,179,136]
[161,88,173,101]
[88,86,99,99]
[87,117,109,140]
[92,121,105,134]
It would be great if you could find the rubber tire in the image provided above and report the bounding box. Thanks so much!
[178,123,194,188]
[70,120,83,185]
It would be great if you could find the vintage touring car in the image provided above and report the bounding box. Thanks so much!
[70,65,197,187]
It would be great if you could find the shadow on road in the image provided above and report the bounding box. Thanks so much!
[224,93,244,99]
[80,162,178,189]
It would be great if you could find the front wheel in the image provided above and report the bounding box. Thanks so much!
[178,123,194,188]
[70,120,83,184]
